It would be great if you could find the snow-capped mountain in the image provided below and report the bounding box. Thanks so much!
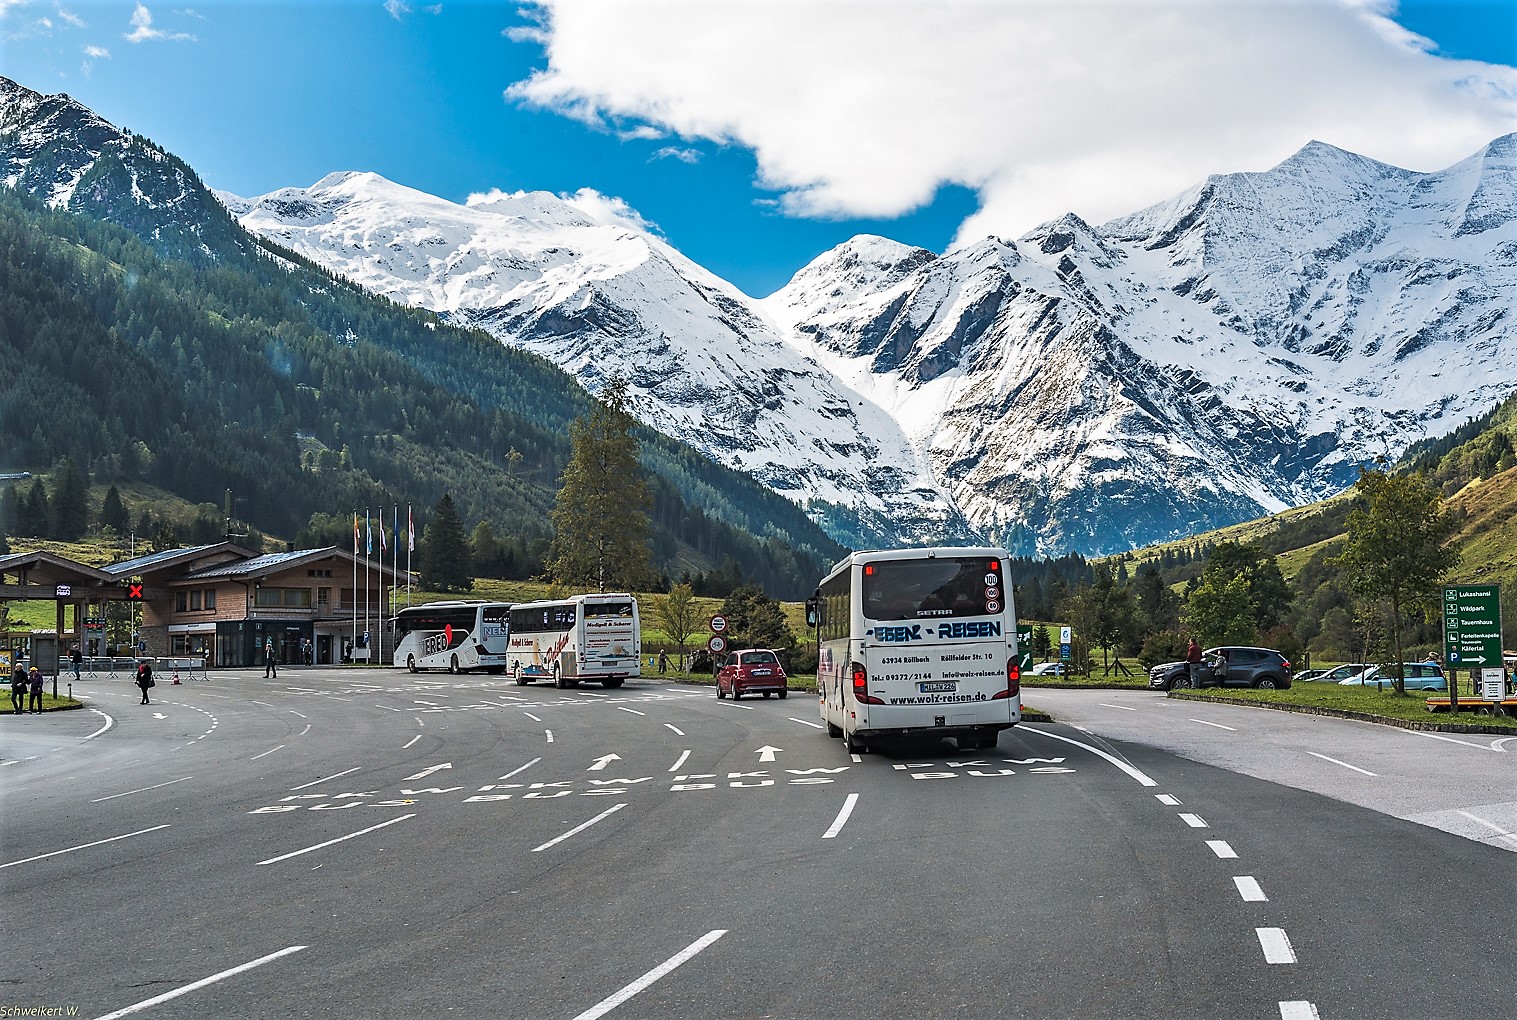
[764,136,1517,552]
[226,171,976,547]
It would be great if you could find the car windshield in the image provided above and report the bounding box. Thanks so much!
[740,651,778,665]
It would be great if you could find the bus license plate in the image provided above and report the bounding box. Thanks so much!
[919,681,956,693]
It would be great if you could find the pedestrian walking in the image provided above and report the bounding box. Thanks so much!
[71,646,83,679]
[27,665,43,713]
[263,637,278,678]
[10,663,27,715]
[136,660,154,704]
[657,650,668,675]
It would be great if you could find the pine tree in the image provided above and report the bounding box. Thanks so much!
[419,494,473,592]
[545,377,653,591]
[99,484,130,535]
[50,457,90,541]
[20,478,49,537]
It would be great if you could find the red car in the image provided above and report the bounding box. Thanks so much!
[716,649,789,700]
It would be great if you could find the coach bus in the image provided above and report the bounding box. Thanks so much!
[808,547,1020,753]
[392,600,511,674]
[507,594,641,688]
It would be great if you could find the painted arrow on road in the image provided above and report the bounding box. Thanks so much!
[152,713,166,720]
[755,745,783,762]
[587,754,622,771]
[402,763,452,781]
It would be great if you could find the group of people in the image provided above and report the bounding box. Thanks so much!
[8,662,44,714]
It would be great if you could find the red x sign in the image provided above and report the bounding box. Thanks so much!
[126,583,145,600]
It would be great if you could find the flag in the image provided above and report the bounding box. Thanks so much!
[365,510,372,555]
[378,514,387,553]
[408,505,415,552]
[353,512,360,553]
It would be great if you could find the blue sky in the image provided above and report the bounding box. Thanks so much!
[2,1,1514,297]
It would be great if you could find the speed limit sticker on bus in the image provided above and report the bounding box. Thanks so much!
[708,635,727,653]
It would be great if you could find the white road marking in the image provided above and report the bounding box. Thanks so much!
[822,793,860,839]
[402,763,452,781]
[532,803,626,852]
[616,707,646,716]
[250,701,276,709]
[1189,718,1237,731]
[290,766,361,791]
[1,824,171,870]
[588,754,622,771]
[579,691,609,698]
[663,724,685,736]
[1306,751,1377,776]
[298,724,311,737]
[789,717,824,729]
[568,930,728,1020]
[1256,927,1297,964]
[1410,731,1499,751]
[1234,876,1268,901]
[89,945,308,1020]
[82,709,114,742]
[524,712,542,722]
[668,749,691,772]
[719,701,756,711]
[1455,809,1517,846]
[545,730,554,744]
[289,710,307,719]
[1178,813,1208,828]
[850,754,862,763]
[1020,725,1158,786]
[256,814,415,866]
[1099,703,1137,711]
[1492,737,1515,752]
[755,745,782,762]
[90,777,194,803]
[1279,1003,1320,1020]
[152,713,166,720]
[250,745,286,760]
[415,718,425,727]
[1207,840,1238,859]
[499,758,542,780]
[1155,794,1181,806]
[402,735,421,749]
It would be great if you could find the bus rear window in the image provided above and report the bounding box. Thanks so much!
[584,602,634,619]
[862,557,1004,620]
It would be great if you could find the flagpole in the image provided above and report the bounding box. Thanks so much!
[364,508,371,664]
[392,504,399,643]
[351,509,358,665]
[407,503,414,608]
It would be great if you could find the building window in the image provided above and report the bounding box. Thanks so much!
[176,591,188,613]
[190,591,202,611]
[205,589,216,610]
[317,587,330,607]
[256,587,313,609]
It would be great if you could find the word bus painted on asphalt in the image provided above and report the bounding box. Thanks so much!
[1442,585,1502,669]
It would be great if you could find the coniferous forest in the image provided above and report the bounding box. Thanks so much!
[0,186,843,598]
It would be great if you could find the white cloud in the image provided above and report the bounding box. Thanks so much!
[384,0,409,18]
[57,7,84,28]
[0,0,29,18]
[83,43,108,57]
[124,3,193,42]
[560,187,661,233]
[509,0,1517,245]
[652,145,701,164]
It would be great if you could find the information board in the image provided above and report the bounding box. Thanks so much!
[1443,585,1503,669]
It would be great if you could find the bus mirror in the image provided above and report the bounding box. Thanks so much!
[804,597,819,628]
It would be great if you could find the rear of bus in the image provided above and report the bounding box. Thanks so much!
[573,595,641,688]
[851,548,1019,750]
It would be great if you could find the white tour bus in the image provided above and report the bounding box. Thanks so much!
[808,547,1020,753]
[392,600,511,674]
[507,594,641,688]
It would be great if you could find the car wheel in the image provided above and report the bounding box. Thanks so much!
[716,683,727,699]
[731,687,741,701]
[407,655,418,674]
[1255,677,1279,690]
[778,689,788,699]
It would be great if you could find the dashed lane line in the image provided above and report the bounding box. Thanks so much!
[568,930,728,1020]
[256,814,415,866]
[532,803,626,852]
[663,724,685,736]
[668,749,691,772]
[1233,876,1268,902]
[90,776,194,803]
[1,824,171,870]
[1206,840,1238,859]
[790,717,824,729]
[1305,751,1377,776]
[1279,1003,1320,1020]
[1189,718,1237,731]
[1256,927,1297,964]
[1020,724,1158,787]
[290,766,361,791]
[251,745,285,760]
[90,945,308,1020]
[822,793,859,839]
[1178,813,1209,828]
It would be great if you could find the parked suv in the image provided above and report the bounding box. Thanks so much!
[716,649,789,700]
[1149,646,1293,690]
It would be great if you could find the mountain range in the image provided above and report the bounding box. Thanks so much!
[222,133,1517,556]
[6,74,1516,558]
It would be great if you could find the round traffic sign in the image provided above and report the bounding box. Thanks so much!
[709,614,729,633]
[707,634,727,654]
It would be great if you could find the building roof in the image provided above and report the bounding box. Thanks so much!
[0,550,115,583]
[103,542,254,578]
[182,546,410,582]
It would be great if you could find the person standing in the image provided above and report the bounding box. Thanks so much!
[136,659,154,704]
[264,637,278,678]
[657,650,668,675]
[10,663,27,715]
[27,665,43,713]
[71,646,83,680]
[1185,638,1204,689]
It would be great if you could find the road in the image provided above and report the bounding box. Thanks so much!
[3,670,1513,1020]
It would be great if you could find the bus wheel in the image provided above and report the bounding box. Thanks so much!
[979,731,1000,750]
[515,675,528,686]
[407,655,418,674]
[450,654,460,675]
[555,674,567,689]
[844,728,867,754]
[826,720,842,738]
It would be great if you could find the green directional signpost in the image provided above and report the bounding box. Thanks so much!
[1016,625,1033,674]
[1443,585,1503,706]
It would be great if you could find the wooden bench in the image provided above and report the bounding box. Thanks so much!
[1425,696,1516,716]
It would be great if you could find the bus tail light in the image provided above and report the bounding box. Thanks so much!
[852,662,882,705]
[994,661,1021,700]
